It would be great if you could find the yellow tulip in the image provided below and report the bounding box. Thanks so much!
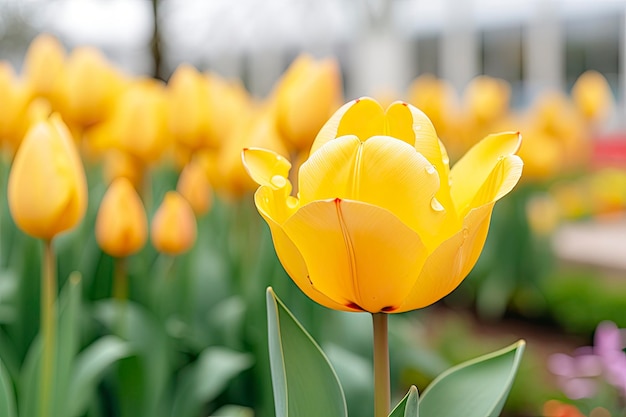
[516,128,563,181]
[215,103,288,199]
[22,34,65,105]
[0,62,31,153]
[462,75,511,125]
[167,64,211,151]
[176,159,213,216]
[243,97,523,313]
[274,54,342,153]
[406,74,458,139]
[151,191,197,255]
[571,70,614,126]
[110,79,170,164]
[529,90,590,173]
[8,114,87,240]
[59,46,127,128]
[102,150,144,189]
[95,177,147,257]
[525,193,560,236]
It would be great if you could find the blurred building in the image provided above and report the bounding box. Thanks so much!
[0,0,625,115]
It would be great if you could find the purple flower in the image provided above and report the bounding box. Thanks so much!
[548,321,626,400]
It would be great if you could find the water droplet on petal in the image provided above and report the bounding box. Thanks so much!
[286,196,299,209]
[462,228,469,239]
[425,165,436,175]
[270,175,287,189]
[431,197,445,212]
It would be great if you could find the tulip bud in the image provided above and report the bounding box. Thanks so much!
[571,70,614,126]
[8,114,87,240]
[463,75,510,124]
[204,72,252,149]
[176,160,213,216]
[60,46,127,128]
[110,79,170,164]
[151,191,197,255]
[0,62,30,153]
[167,64,211,150]
[96,177,148,257]
[407,74,458,138]
[274,54,342,153]
[23,34,65,104]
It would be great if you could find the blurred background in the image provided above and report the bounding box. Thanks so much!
[3,0,626,416]
[2,0,623,103]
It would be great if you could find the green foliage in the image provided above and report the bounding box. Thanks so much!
[0,356,16,417]
[0,158,537,417]
[389,386,419,417]
[68,336,133,417]
[266,288,348,417]
[419,341,525,417]
[540,270,626,334]
[267,288,525,417]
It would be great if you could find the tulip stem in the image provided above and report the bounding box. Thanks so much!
[113,257,128,301]
[112,257,128,336]
[40,239,57,417]
[372,312,390,417]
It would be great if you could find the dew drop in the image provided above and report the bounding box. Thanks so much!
[425,165,436,175]
[462,228,469,239]
[270,175,287,188]
[286,196,299,209]
[431,198,445,212]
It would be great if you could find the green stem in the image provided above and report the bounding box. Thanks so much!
[40,239,57,417]
[373,312,390,417]
[113,257,128,301]
[152,253,175,317]
[112,257,128,336]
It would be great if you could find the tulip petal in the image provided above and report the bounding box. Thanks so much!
[8,115,87,240]
[254,185,298,225]
[242,147,292,189]
[310,98,384,155]
[450,132,521,216]
[299,135,447,245]
[283,199,429,313]
[8,123,72,238]
[254,190,356,312]
[397,204,494,312]
[382,101,417,146]
[397,102,458,221]
[469,154,523,211]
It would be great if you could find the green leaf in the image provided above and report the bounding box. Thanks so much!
[0,356,16,417]
[53,272,82,417]
[171,347,253,417]
[324,343,372,417]
[389,385,419,417]
[0,326,20,383]
[419,340,525,417]
[210,405,255,417]
[67,336,133,417]
[266,287,347,417]
[94,300,170,417]
[19,272,82,417]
